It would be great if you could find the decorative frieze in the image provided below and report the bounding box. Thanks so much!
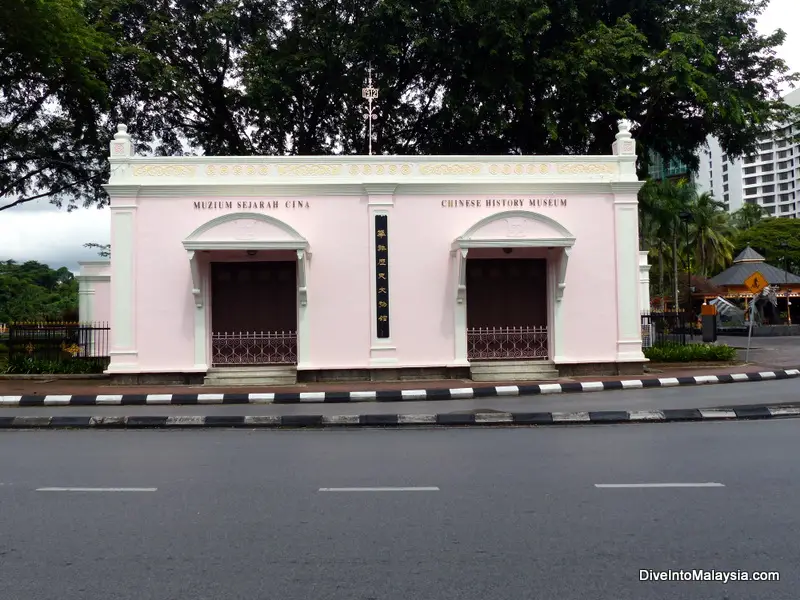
[206,164,270,177]
[419,164,482,176]
[489,164,551,175]
[276,164,342,177]
[132,164,196,177]
[349,164,412,176]
[556,163,617,175]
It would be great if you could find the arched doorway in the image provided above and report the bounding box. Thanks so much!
[452,210,575,370]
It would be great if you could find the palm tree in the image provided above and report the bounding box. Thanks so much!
[731,202,766,230]
[639,178,735,309]
[640,179,694,310]
[690,192,735,276]
[639,180,674,310]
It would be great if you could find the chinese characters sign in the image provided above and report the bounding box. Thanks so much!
[375,215,390,339]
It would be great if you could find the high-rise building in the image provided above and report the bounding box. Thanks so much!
[695,88,800,217]
[647,151,693,182]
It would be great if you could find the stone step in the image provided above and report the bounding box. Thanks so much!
[204,366,297,386]
[470,360,559,382]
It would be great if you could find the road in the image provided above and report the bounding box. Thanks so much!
[1,420,799,599]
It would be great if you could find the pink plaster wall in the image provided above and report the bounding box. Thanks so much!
[127,193,634,371]
[389,195,619,364]
[133,197,369,371]
[93,278,111,326]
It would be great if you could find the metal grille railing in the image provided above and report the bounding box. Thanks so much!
[8,322,110,365]
[467,326,548,360]
[211,331,297,365]
[640,312,688,346]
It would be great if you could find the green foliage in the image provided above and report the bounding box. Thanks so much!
[639,178,735,307]
[2,0,798,210]
[2,355,105,375]
[644,342,738,363]
[731,203,766,230]
[0,0,115,211]
[0,260,79,323]
[84,242,110,258]
[732,218,800,273]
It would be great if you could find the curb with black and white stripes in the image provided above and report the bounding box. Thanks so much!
[1,405,800,429]
[1,368,797,407]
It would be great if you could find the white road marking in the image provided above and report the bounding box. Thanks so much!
[319,487,440,492]
[594,483,725,488]
[36,487,157,492]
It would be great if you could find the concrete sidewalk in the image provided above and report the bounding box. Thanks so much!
[2,372,799,417]
[0,363,771,398]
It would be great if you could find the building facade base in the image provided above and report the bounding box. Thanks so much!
[298,366,471,383]
[556,361,646,377]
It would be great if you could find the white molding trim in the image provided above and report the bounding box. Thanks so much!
[548,249,566,362]
[453,248,469,364]
[297,249,311,368]
[182,212,313,371]
[104,182,636,198]
[610,181,645,195]
[453,209,576,250]
[183,211,310,252]
[555,247,571,302]
[188,251,203,308]
[76,275,110,283]
[184,240,307,251]
[451,211,577,365]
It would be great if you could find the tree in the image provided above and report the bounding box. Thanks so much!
[0,260,79,322]
[733,219,800,274]
[84,242,110,258]
[690,191,735,277]
[2,0,798,211]
[731,202,766,230]
[0,0,114,212]
[639,178,737,307]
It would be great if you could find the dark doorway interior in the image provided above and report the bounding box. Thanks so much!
[211,261,297,333]
[466,258,547,328]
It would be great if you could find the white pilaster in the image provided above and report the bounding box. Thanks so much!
[108,198,138,369]
[296,249,311,368]
[365,184,397,365]
[77,277,94,323]
[105,125,138,371]
[612,184,646,362]
[639,250,651,313]
[550,248,569,362]
[187,252,207,370]
[452,248,469,366]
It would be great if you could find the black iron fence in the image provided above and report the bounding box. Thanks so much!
[7,322,110,368]
[641,312,689,347]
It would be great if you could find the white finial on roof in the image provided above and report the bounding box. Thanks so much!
[110,124,133,158]
[612,119,636,156]
[114,124,131,141]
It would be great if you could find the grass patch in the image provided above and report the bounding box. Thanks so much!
[1,355,106,375]
[644,342,738,363]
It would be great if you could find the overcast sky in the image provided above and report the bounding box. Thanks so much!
[1,1,799,273]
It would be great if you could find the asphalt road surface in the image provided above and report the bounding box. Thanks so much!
[1,421,799,600]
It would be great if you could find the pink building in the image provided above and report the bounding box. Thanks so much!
[80,121,648,385]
